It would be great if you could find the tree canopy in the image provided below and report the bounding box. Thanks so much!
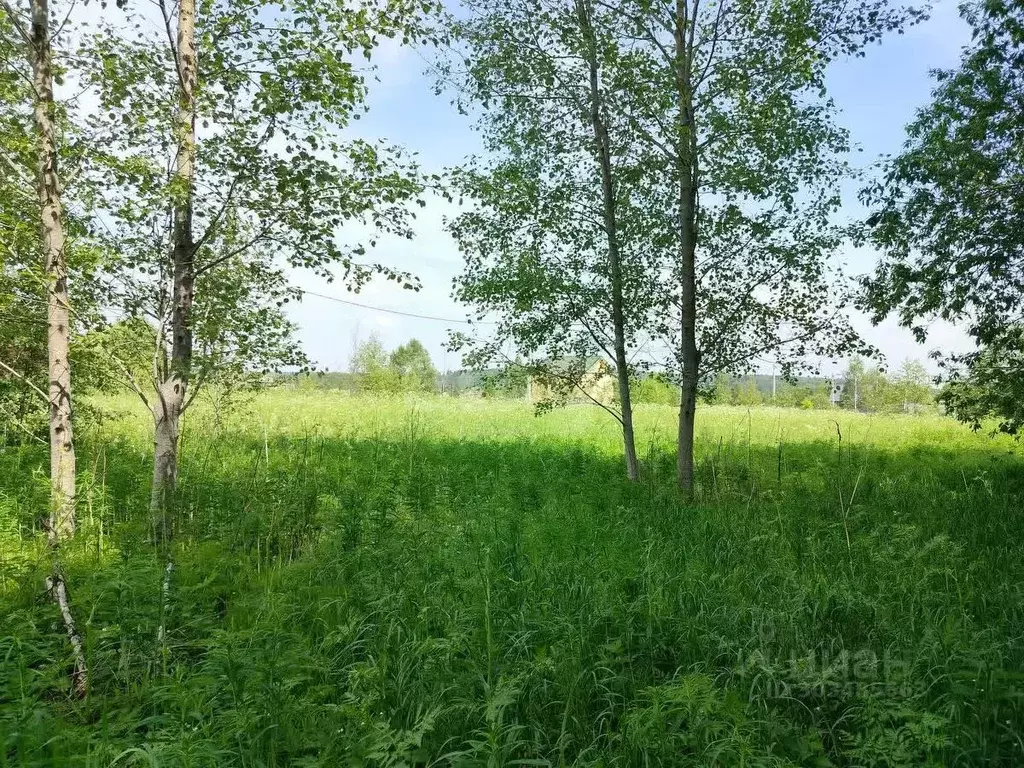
[444,0,921,486]
[390,339,439,392]
[862,0,1024,432]
[350,336,439,394]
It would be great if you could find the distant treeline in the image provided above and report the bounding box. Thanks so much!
[280,367,522,396]
[276,334,933,414]
[281,354,935,414]
[633,358,935,413]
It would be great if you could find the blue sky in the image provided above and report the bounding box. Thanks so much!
[285,1,974,375]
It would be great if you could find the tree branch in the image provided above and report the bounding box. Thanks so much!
[0,358,48,402]
[0,401,46,443]
[0,0,32,46]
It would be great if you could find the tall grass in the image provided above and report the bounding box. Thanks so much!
[2,392,1023,765]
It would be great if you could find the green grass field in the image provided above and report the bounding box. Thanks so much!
[2,393,1023,766]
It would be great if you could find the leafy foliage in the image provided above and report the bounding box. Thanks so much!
[938,329,1024,434]
[350,334,400,394]
[839,357,934,413]
[861,0,1024,431]
[349,335,439,394]
[1,16,46,440]
[75,0,438,406]
[0,11,102,440]
[443,0,916,488]
[444,0,660,435]
[4,0,1021,764]
[389,339,439,392]
[600,0,917,385]
[631,374,680,406]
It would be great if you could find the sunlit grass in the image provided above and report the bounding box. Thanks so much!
[2,392,1023,765]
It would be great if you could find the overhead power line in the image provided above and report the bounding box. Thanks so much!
[298,289,495,325]
[1,288,495,326]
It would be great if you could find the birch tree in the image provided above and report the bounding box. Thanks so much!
[80,0,438,529]
[1,0,87,696]
[2,0,75,532]
[445,0,659,480]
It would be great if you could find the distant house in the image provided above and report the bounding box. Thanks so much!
[828,379,842,406]
[527,356,616,406]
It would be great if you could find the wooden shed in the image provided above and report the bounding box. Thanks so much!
[527,356,616,406]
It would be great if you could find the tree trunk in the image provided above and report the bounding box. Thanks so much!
[616,351,640,481]
[677,364,696,490]
[674,0,699,493]
[576,0,639,481]
[46,571,87,697]
[28,0,87,696]
[30,0,75,539]
[677,195,698,492]
[151,0,198,530]
[150,379,183,536]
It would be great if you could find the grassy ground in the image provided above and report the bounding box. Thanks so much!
[2,392,1023,766]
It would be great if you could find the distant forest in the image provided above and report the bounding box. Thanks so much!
[281,359,935,414]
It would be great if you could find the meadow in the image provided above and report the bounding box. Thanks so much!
[2,392,1023,766]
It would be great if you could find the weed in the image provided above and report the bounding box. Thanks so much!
[2,395,1023,765]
